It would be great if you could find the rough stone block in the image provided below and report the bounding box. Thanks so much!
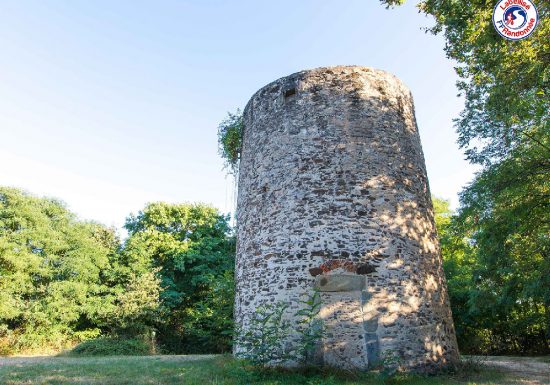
[314,274,365,292]
[366,340,380,367]
[364,317,379,332]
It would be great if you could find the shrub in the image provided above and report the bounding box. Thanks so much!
[235,290,322,367]
[217,110,243,175]
[69,337,152,356]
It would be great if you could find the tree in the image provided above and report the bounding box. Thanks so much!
[433,187,549,354]
[379,0,548,166]
[383,0,550,354]
[455,148,549,354]
[0,187,165,354]
[433,197,480,353]
[0,188,117,352]
[124,202,235,353]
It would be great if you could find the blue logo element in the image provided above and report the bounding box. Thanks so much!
[503,6,527,30]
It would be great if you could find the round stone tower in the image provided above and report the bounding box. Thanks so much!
[234,66,459,371]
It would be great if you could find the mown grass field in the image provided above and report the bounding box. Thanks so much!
[0,355,530,385]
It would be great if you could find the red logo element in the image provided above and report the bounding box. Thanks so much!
[493,0,539,41]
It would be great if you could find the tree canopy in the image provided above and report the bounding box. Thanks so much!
[383,0,549,355]
[381,0,548,164]
[124,202,235,353]
[0,189,235,355]
[0,187,119,352]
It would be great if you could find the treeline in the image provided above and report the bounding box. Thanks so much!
[381,0,549,355]
[435,198,549,355]
[1,185,548,356]
[0,187,234,355]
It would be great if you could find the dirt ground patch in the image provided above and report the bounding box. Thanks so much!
[478,356,550,385]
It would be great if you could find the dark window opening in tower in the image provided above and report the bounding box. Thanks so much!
[284,88,296,100]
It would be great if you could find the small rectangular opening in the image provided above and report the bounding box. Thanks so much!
[283,88,296,99]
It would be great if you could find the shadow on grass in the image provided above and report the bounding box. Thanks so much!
[214,355,507,385]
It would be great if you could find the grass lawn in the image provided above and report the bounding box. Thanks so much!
[0,355,519,385]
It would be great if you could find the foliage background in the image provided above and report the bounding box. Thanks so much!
[0,188,235,355]
[382,0,549,355]
[0,0,548,357]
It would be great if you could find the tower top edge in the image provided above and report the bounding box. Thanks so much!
[243,65,412,114]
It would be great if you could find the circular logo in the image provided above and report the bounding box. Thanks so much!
[493,0,539,40]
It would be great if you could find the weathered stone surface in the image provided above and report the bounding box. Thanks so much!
[234,66,459,372]
[315,275,365,292]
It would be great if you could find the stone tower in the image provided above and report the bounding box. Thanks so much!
[234,66,459,371]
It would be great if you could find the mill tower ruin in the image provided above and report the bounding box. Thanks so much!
[234,66,459,371]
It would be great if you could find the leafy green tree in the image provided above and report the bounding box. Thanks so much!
[384,0,550,354]
[124,202,235,353]
[109,270,162,338]
[433,191,549,354]
[0,188,115,352]
[433,197,479,353]
[380,0,548,165]
[455,149,549,354]
[182,270,235,353]
[0,187,164,354]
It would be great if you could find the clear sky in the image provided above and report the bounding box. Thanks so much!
[0,0,478,233]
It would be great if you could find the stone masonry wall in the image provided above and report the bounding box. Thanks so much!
[234,66,459,371]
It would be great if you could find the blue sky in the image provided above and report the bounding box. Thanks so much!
[0,0,477,232]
